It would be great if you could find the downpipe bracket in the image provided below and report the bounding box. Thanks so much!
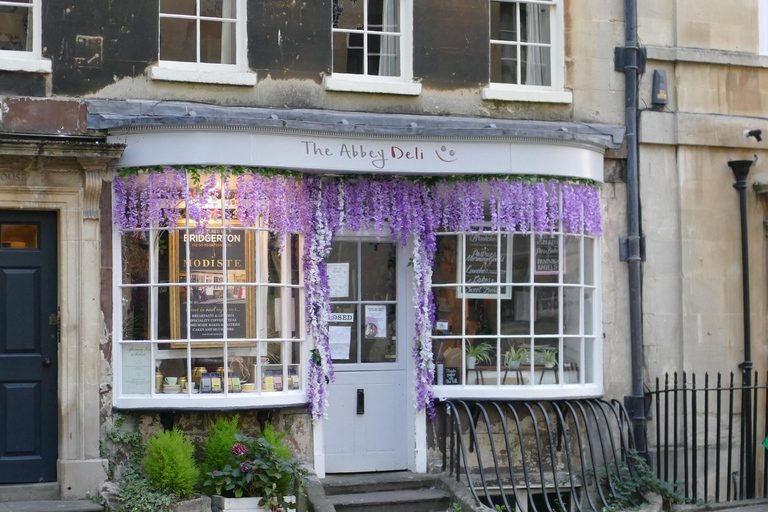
[619,235,646,262]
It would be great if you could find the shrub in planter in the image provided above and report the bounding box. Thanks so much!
[203,428,307,511]
[201,414,241,493]
[144,428,200,499]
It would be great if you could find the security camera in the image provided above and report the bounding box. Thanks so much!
[744,129,763,142]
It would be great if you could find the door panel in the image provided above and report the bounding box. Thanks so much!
[324,239,407,473]
[0,210,57,484]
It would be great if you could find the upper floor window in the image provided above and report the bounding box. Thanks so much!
[760,0,768,55]
[0,0,50,73]
[325,0,421,95]
[150,0,255,86]
[483,0,571,103]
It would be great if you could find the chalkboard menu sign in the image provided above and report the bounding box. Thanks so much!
[534,234,560,275]
[459,233,511,299]
[443,367,460,385]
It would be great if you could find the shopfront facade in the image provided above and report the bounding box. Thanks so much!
[95,102,621,477]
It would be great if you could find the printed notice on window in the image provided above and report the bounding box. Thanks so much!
[122,343,151,395]
[364,305,387,339]
[534,234,560,275]
[328,263,350,298]
[329,325,351,360]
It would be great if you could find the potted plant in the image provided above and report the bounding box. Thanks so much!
[503,346,527,370]
[539,347,558,368]
[465,341,493,369]
[204,429,307,512]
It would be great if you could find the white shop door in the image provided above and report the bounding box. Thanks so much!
[323,238,408,473]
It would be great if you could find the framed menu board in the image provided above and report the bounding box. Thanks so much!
[534,234,560,275]
[458,233,512,299]
[170,223,256,345]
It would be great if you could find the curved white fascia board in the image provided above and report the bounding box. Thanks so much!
[108,129,606,183]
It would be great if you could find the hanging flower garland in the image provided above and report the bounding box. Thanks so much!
[113,167,603,421]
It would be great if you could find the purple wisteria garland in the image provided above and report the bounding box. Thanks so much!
[113,168,603,421]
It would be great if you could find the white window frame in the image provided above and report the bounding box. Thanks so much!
[0,0,51,73]
[324,0,421,96]
[112,189,307,410]
[482,0,571,103]
[149,0,255,86]
[431,230,602,401]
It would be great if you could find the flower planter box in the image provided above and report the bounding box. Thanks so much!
[211,495,295,512]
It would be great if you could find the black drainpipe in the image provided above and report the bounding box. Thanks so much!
[728,159,755,498]
[616,0,647,455]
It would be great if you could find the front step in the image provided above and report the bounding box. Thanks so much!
[322,472,452,512]
[0,502,103,512]
[0,484,60,502]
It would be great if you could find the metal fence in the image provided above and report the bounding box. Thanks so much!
[440,399,640,512]
[647,371,768,503]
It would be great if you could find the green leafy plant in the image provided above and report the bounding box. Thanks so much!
[538,347,558,366]
[597,449,690,512]
[201,414,241,489]
[451,503,463,512]
[466,341,494,365]
[144,428,199,499]
[203,431,307,511]
[504,346,527,368]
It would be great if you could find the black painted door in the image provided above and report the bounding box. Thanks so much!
[0,210,58,484]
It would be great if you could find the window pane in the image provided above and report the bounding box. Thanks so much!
[534,234,558,283]
[265,231,283,283]
[563,286,580,335]
[161,0,196,15]
[465,233,500,291]
[332,31,362,74]
[361,242,396,300]
[491,1,517,41]
[0,5,30,52]
[330,303,357,363]
[584,238,594,285]
[491,42,517,84]
[584,338,596,383]
[521,45,551,86]
[122,343,152,395]
[501,286,531,335]
[123,287,149,340]
[160,17,197,62]
[333,0,364,30]
[501,338,528,385]
[368,34,400,76]
[562,338,582,384]
[511,234,530,282]
[433,288,462,335]
[201,0,236,18]
[434,235,458,285]
[533,287,558,334]
[201,20,235,64]
[564,235,580,284]
[584,288,594,335]
[328,241,358,301]
[157,286,176,340]
[121,233,149,285]
[467,298,497,336]
[368,0,399,32]
[533,338,558,384]
[290,235,301,285]
[1,224,36,248]
[520,3,550,43]
[265,286,282,338]
[362,304,396,362]
[291,288,302,339]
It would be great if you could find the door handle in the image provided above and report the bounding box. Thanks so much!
[356,389,364,415]
[42,358,52,368]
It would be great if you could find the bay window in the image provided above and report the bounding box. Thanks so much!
[432,230,598,393]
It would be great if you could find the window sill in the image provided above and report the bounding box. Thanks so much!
[481,85,573,103]
[149,66,257,86]
[114,392,308,410]
[323,75,422,96]
[0,56,51,74]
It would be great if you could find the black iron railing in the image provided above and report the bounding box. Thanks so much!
[647,371,768,503]
[440,399,640,512]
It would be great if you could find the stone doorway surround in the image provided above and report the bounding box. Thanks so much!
[0,136,124,499]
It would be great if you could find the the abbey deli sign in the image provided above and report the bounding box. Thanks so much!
[298,140,462,171]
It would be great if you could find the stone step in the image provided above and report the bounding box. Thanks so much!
[328,488,452,512]
[322,471,441,496]
[0,484,60,503]
[0,502,103,512]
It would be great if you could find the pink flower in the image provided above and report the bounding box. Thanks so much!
[240,462,251,473]
[231,443,247,456]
